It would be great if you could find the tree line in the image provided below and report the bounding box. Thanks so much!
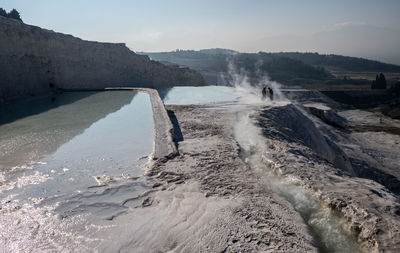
[274,52,400,72]
[371,73,387,89]
[0,8,22,22]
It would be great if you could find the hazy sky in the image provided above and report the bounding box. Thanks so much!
[2,0,400,64]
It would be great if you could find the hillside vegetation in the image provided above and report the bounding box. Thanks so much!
[0,8,22,22]
[273,52,400,72]
[143,49,400,86]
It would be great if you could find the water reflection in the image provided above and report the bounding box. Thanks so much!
[0,92,155,251]
[1,91,154,216]
[157,86,237,105]
[0,91,137,170]
[1,92,96,124]
[156,87,172,101]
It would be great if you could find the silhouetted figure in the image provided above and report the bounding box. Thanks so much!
[379,73,387,89]
[261,87,267,100]
[268,87,274,100]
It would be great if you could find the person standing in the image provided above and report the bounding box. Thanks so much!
[268,87,274,100]
[261,87,267,100]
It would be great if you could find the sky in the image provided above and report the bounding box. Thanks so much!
[2,0,400,64]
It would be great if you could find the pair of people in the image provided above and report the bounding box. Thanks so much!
[262,87,273,101]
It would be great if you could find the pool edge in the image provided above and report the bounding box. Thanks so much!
[64,87,178,160]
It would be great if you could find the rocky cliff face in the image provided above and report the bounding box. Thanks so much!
[0,17,206,103]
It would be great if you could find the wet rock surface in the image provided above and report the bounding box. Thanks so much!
[255,103,400,252]
[304,105,400,194]
[147,105,317,252]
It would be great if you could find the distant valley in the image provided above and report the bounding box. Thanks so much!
[141,48,400,88]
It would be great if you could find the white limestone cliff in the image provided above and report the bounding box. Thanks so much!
[0,16,205,103]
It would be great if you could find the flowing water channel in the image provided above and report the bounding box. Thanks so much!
[161,85,360,252]
[234,109,360,253]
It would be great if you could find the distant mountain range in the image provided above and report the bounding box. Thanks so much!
[140,49,400,86]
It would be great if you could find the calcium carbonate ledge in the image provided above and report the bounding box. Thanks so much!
[64,87,178,160]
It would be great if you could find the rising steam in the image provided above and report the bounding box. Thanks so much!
[220,58,287,104]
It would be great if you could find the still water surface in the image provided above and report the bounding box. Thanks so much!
[158,85,237,105]
[0,91,155,251]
